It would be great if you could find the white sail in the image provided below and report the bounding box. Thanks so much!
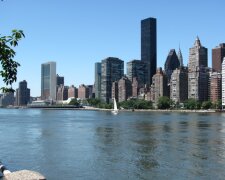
[114,98,118,111]
[112,98,118,114]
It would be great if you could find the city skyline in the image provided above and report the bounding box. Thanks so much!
[1,0,225,96]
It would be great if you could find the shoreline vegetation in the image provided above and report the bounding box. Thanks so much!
[1,97,223,113]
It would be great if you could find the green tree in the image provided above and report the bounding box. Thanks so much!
[184,99,196,109]
[169,99,176,109]
[118,99,153,109]
[201,101,212,110]
[87,98,101,106]
[98,102,112,109]
[0,30,25,92]
[68,98,80,106]
[184,99,201,110]
[119,99,135,109]
[212,100,222,110]
[157,96,170,109]
[134,99,153,109]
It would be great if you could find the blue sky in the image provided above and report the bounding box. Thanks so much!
[1,0,225,96]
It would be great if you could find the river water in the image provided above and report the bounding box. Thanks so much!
[0,109,225,179]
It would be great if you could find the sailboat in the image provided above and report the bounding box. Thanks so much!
[112,98,118,114]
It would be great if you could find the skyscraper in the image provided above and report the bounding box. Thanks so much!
[170,67,188,103]
[177,47,184,67]
[41,61,56,101]
[56,85,69,101]
[16,80,30,106]
[132,77,139,98]
[57,74,64,86]
[151,68,169,103]
[141,17,157,86]
[78,84,89,100]
[118,76,132,102]
[212,43,225,72]
[111,81,118,102]
[68,85,78,98]
[188,37,209,101]
[101,57,124,103]
[126,60,147,87]
[95,62,101,99]
[209,72,222,103]
[0,92,15,107]
[87,85,94,98]
[188,37,208,70]
[164,49,180,82]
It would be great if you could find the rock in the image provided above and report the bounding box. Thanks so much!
[3,170,46,180]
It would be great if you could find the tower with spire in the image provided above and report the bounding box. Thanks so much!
[188,36,208,71]
[188,37,209,102]
[164,49,180,81]
[177,45,183,67]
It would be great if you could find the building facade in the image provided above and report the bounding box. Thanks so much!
[212,43,225,72]
[111,81,118,102]
[16,80,30,106]
[56,85,69,101]
[41,61,56,101]
[189,37,208,70]
[151,68,169,103]
[188,67,209,101]
[57,74,64,86]
[0,93,15,107]
[101,57,124,103]
[164,49,180,82]
[95,62,101,99]
[126,60,147,87]
[87,85,94,98]
[68,85,78,98]
[78,84,89,100]
[132,77,139,98]
[170,67,188,103]
[118,76,132,102]
[209,72,222,103]
[141,17,157,86]
[188,37,209,101]
[222,58,225,106]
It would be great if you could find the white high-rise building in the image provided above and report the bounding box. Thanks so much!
[41,61,56,101]
[188,37,209,101]
[222,58,225,106]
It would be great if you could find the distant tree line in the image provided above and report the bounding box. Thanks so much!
[78,97,222,110]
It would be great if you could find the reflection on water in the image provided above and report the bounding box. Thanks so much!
[0,109,225,179]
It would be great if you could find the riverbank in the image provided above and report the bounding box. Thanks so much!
[1,106,222,113]
[82,106,218,113]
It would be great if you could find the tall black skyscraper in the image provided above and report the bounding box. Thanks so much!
[141,17,157,86]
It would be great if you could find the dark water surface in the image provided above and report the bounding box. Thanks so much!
[1,109,225,179]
